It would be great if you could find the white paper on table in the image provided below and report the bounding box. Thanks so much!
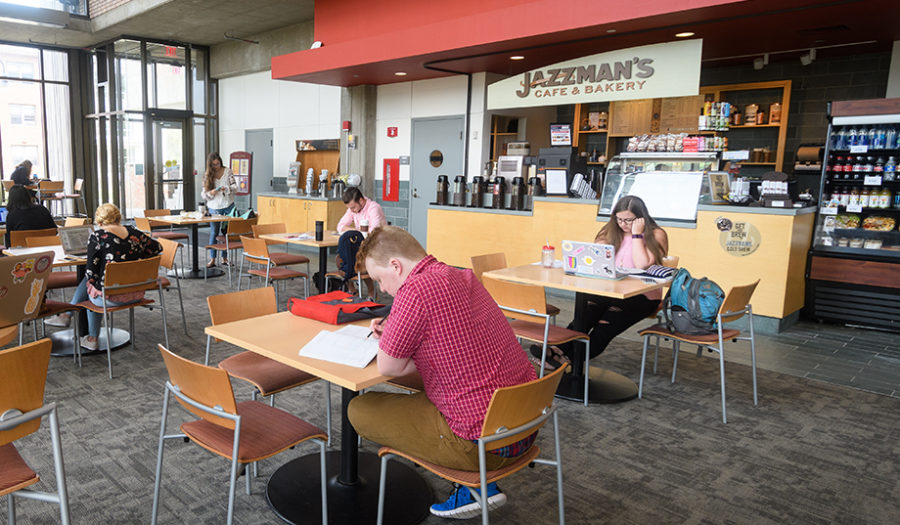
[299,325,379,368]
[288,233,314,240]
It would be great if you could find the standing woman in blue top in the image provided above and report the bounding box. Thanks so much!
[200,152,237,268]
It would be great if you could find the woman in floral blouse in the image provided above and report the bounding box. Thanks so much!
[45,203,162,350]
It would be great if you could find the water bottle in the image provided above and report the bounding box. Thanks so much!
[885,156,897,182]
[867,127,877,147]
[834,128,847,150]
[886,127,897,150]
[847,127,858,147]
[874,126,886,149]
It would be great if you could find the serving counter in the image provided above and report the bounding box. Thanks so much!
[427,197,815,329]
[256,193,346,232]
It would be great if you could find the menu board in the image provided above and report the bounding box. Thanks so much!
[659,95,704,133]
[610,99,654,135]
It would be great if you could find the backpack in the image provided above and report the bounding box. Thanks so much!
[662,268,725,334]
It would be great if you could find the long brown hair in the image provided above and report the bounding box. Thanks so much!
[202,152,224,192]
[595,195,666,264]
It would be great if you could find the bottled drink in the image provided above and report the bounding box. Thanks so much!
[866,127,877,147]
[859,188,869,208]
[834,129,847,150]
[886,127,897,149]
[878,188,891,209]
[838,188,850,207]
[885,156,896,182]
[841,156,853,178]
[852,156,863,180]
[874,126,886,149]
[848,187,860,207]
[874,157,885,174]
[894,192,900,209]
[848,127,858,146]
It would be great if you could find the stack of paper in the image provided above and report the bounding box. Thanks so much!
[299,325,379,368]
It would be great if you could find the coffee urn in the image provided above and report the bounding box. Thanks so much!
[452,175,467,206]
[471,176,485,208]
[491,176,506,209]
[526,176,543,210]
[436,175,449,205]
[510,177,526,210]
[330,179,346,200]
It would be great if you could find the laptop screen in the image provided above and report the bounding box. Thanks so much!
[59,225,93,255]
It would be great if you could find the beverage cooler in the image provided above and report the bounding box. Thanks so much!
[807,98,900,332]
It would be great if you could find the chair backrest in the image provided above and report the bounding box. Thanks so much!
[158,345,237,429]
[38,180,64,192]
[133,216,152,233]
[0,339,52,445]
[64,217,89,226]
[240,235,270,259]
[471,252,507,282]
[2,180,14,191]
[479,365,566,449]
[718,280,760,323]
[207,286,277,327]
[26,235,62,247]
[482,276,548,324]
[10,227,58,248]
[102,255,163,295]
[73,178,84,192]
[252,223,286,237]
[157,238,180,270]
[225,217,258,237]
[144,209,172,228]
[661,255,679,268]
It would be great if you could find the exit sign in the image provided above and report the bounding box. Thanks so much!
[165,46,177,57]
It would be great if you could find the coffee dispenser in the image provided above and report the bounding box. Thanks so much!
[492,176,506,209]
[436,175,449,205]
[452,175,467,206]
[510,176,526,210]
[471,176,486,208]
[526,176,543,210]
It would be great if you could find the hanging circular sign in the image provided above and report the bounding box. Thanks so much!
[717,217,761,256]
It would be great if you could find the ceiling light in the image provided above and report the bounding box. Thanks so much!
[510,55,525,61]
[675,32,695,38]
[753,53,770,70]
[394,71,407,76]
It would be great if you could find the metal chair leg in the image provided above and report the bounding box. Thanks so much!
[639,335,649,398]
[49,407,71,525]
[204,334,212,366]
[175,277,188,334]
[324,382,332,447]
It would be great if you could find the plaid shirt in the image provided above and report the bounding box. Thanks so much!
[379,256,537,440]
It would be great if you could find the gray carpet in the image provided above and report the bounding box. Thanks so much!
[5,262,900,524]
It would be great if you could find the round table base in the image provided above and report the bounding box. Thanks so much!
[49,328,130,357]
[267,451,432,525]
[167,267,226,279]
[555,366,638,404]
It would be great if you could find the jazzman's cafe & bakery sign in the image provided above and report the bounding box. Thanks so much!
[487,39,702,110]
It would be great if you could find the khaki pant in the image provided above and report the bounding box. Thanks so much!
[348,391,516,472]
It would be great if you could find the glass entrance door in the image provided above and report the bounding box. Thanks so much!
[151,118,190,211]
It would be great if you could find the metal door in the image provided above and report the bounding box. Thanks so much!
[246,129,273,211]
[410,116,464,248]
[150,118,189,211]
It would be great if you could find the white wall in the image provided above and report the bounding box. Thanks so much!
[218,70,342,176]
[888,41,900,99]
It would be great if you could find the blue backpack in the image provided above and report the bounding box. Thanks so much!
[662,268,725,334]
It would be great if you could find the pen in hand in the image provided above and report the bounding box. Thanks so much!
[366,314,389,340]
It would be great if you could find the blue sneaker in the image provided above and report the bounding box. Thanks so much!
[429,482,507,519]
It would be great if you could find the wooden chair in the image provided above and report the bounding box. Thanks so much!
[637,280,760,424]
[204,217,258,286]
[643,255,681,374]
[238,236,309,305]
[140,210,190,247]
[63,217,89,227]
[471,253,559,324]
[0,339,71,524]
[151,345,328,525]
[251,223,311,267]
[37,180,64,213]
[483,276,590,404]
[75,255,168,379]
[206,287,332,447]
[54,178,87,217]
[376,365,567,525]
[9,227,57,248]
[155,238,188,334]
[135,217,185,271]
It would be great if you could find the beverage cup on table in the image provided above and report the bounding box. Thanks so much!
[360,219,369,234]
[315,221,324,241]
[541,245,555,268]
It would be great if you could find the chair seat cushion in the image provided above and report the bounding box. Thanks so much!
[206,241,242,251]
[0,443,39,497]
[40,299,81,316]
[638,323,741,344]
[546,303,560,317]
[153,231,189,240]
[181,400,326,463]
[509,320,589,345]
[378,445,540,487]
[386,372,425,393]
[47,271,78,289]
[219,351,318,396]
[248,267,306,280]
[76,298,155,313]
[269,252,310,266]
[158,276,171,288]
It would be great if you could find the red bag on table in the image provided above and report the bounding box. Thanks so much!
[287,291,389,325]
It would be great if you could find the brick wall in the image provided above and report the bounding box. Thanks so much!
[374,180,410,229]
[88,0,132,17]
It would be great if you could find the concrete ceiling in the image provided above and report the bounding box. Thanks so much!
[0,0,314,48]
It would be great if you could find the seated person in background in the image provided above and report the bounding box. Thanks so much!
[543,195,669,367]
[9,160,35,186]
[348,226,538,520]
[334,187,385,295]
[45,203,162,350]
[4,184,56,247]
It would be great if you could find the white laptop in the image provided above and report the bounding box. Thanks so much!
[561,240,624,279]
[58,225,93,257]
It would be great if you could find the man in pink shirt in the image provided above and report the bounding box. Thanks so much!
[348,226,538,520]
[334,187,385,295]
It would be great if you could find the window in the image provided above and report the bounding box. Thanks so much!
[10,145,39,167]
[5,61,36,79]
[9,104,37,125]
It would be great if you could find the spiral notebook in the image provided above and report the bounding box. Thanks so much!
[299,325,379,368]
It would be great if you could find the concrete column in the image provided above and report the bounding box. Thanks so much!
[341,85,377,199]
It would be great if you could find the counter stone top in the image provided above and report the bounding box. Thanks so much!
[257,192,342,202]
[697,204,817,216]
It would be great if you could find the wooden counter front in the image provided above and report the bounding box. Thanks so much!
[257,194,346,232]
[427,200,815,320]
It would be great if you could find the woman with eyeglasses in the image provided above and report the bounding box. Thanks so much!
[538,195,669,368]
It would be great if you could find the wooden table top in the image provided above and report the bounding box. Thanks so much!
[3,246,86,268]
[483,264,662,299]
[150,214,238,225]
[205,311,387,391]
[259,231,341,248]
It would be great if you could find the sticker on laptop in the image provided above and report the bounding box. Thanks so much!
[25,278,44,314]
[12,259,35,283]
[0,285,7,299]
[35,255,52,273]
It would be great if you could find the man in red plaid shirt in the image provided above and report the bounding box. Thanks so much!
[348,226,538,519]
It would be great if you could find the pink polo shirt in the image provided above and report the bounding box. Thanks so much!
[336,198,386,232]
